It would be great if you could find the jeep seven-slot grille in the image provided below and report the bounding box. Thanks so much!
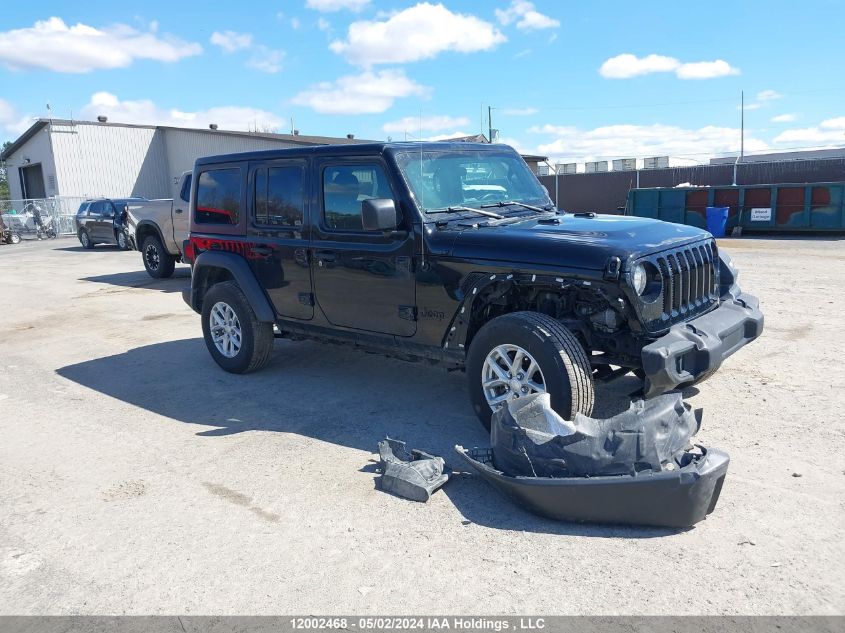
[640,240,719,333]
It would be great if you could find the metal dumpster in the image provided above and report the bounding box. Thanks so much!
[626,182,845,232]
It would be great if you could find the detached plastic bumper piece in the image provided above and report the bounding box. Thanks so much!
[377,438,449,502]
[455,444,729,528]
[642,292,764,398]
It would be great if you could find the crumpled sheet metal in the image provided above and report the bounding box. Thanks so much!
[491,392,702,478]
[377,438,449,502]
[455,392,729,527]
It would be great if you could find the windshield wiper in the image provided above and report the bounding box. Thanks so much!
[479,200,554,213]
[428,205,504,219]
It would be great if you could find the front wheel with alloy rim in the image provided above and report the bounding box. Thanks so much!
[141,234,175,278]
[466,311,595,430]
[201,281,274,374]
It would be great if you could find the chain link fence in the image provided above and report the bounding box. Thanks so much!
[1,196,87,238]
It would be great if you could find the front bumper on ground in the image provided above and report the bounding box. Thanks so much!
[455,445,729,528]
[641,293,764,398]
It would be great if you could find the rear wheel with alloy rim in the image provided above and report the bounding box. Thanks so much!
[117,231,128,250]
[79,230,93,249]
[467,311,595,430]
[201,281,274,373]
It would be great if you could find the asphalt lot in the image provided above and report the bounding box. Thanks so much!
[0,236,843,615]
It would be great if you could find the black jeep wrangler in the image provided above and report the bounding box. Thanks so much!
[182,142,763,427]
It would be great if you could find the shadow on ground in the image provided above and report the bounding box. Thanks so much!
[54,245,125,252]
[80,268,191,293]
[56,337,674,537]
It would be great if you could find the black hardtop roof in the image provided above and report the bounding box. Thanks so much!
[194,141,517,167]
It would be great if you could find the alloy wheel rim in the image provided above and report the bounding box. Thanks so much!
[145,244,159,270]
[481,344,547,411]
[81,233,89,247]
[210,301,242,358]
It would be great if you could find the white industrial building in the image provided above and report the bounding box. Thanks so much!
[1,118,364,202]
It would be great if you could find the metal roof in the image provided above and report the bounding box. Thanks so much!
[1,118,372,161]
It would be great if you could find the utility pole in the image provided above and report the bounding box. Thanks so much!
[740,90,745,159]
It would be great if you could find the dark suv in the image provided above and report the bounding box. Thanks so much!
[75,198,143,249]
[182,142,763,427]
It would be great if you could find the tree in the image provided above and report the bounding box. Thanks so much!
[0,141,11,201]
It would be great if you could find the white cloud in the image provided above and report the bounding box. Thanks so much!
[757,89,783,101]
[317,18,332,32]
[330,3,506,66]
[0,99,35,137]
[675,59,740,80]
[770,113,796,123]
[290,17,302,30]
[306,0,371,11]
[773,116,845,146]
[247,47,285,73]
[495,1,560,30]
[291,69,429,114]
[531,122,769,164]
[210,30,253,52]
[599,53,739,80]
[383,115,471,133]
[0,17,202,73]
[739,103,762,111]
[80,92,284,131]
[501,107,538,116]
[821,117,845,129]
[599,53,680,79]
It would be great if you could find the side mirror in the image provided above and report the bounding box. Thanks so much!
[362,198,399,232]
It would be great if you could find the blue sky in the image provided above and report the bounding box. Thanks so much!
[1,0,843,166]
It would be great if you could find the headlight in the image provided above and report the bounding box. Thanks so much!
[632,263,647,295]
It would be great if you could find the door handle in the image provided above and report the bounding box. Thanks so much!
[174,208,183,214]
[251,247,273,256]
[315,250,337,262]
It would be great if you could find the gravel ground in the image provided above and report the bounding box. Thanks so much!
[0,237,843,615]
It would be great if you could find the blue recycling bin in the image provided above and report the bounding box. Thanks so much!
[705,206,730,237]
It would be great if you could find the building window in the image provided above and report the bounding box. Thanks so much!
[254,166,304,226]
[196,168,241,225]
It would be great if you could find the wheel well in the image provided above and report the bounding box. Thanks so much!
[194,266,235,312]
[135,224,159,246]
[462,280,626,354]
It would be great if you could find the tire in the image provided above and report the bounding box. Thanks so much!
[201,281,274,374]
[466,311,595,430]
[116,231,128,250]
[142,234,175,278]
[78,230,93,249]
[10,232,21,245]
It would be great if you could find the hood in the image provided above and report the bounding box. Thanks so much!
[447,214,711,271]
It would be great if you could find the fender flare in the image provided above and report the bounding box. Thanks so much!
[134,220,167,252]
[191,250,276,323]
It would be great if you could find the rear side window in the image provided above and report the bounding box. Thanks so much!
[179,174,192,203]
[254,166,305,227]
[196,169,241,225]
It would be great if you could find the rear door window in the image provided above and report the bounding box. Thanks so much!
[196,168,241,225]
[254,165,305,227]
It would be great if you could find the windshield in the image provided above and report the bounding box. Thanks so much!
[395,149,551,214]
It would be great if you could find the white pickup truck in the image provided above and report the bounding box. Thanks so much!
[127,171,191,278]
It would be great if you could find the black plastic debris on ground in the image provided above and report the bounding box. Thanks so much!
[455,392,729,528]
[377,438,449,502]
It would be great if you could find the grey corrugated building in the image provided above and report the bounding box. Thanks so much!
[1,118,366,202]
